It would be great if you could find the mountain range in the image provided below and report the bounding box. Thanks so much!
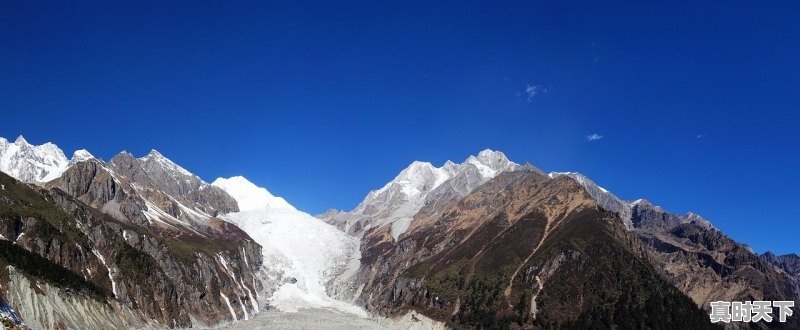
[0,136,797,329]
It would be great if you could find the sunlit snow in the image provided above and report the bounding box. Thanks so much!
[214,177,366,317]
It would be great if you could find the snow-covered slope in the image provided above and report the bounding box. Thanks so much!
[322,149,519,239]
[0,136,97,184]
[67,149,95,166]
[212,176,295,211]
[0,136,71,183]
[213,176,366,317]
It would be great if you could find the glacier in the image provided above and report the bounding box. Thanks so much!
[213,176,367,317]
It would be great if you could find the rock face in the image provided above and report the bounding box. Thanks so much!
[3,266,150,330]
[1,153,262,328]
[761,253,800,298]
[630,201,798,311]
[762,253,800,280]
[319,149,520,240]
[107,150,238,218]
[548,172,634,229]
[340,169,714,328]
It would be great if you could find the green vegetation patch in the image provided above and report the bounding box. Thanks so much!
[0,173,88,245]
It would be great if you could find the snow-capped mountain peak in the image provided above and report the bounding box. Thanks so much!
[327,149,520,239]
[140,149,193,177]
[212,176,296,211]
[68,149,96,166]
[0,135,70,183]
[466,149,515,178]
[0,136,103,184]
[362,149,517,211]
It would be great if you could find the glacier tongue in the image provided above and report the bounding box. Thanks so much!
[213,176,367,317]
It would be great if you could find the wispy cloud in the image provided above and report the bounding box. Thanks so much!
[525,84,549,102]
[586,133,604,142]
[696,134,704,138]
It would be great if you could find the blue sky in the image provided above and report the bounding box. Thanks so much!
[1,1,798,255]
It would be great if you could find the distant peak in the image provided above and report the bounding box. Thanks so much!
[213,175,253,186]
[72,149,94,161]
[685,211,703,219]
[463,149,517,179]
[685,211,716,230]
[141,149,170,162]
[14,135,28,144]
[468,149,509,163]
[407,161,435,169]
[477,149,505,158]
[140,149,193,176]
[146,149,164,158]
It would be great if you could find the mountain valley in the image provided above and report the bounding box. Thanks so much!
[0,136,796,329]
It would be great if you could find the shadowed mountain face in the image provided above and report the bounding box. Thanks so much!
[338,170,716,329]
[761,253,800,298]
[762,253,800,279]
[544,172,800,329]
[631,202,799,311]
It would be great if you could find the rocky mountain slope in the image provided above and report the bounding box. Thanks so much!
[761,252,800,298]
[0,138,263,328]
[338,168,714,328]
[328,151,798,329]
[558,172,800,318]
[1,137,797,328]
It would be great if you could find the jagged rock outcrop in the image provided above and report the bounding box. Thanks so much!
[2,160,262,328]
[762,252,800,298]
[762,253,800,281]
[107,150,238,218]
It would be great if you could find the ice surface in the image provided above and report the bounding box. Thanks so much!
[215,177,367,317]
[212,176,295,211]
